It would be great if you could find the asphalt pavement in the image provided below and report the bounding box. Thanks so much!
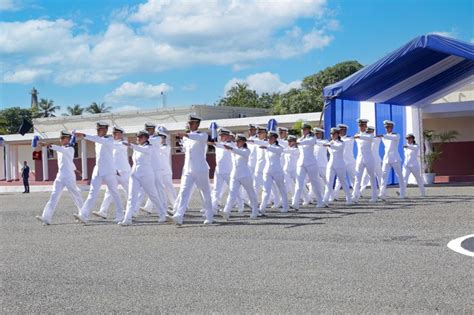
[1,186,473,313]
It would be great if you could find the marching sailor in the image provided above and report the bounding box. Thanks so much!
[331,123,356,201]
[403,134,426,197]
[352,119,378,203]
[258,131,289,214]
[172,115,214,225]
[73,122,124,224]
[119,131,168,225]
[35,131,84,225]
[250,126,268,199]
[221,134,259,220]
[292,122,324,210]
[157,127,177,207]
[378,120,406,200]
[314,127,328,185]
[323,128,352,205]
[93,126,131,219]
[360,126,383,195]
[211,128,236,213]
[283,135,299,197]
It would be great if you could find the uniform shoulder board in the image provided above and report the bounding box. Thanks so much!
[104,135,109,138]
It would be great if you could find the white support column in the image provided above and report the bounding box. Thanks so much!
[0,145,5,180]
[359,101,376,125]
[5,144,11,181]
[11,145,18,180]
[81,139,88,180]
[41,146,49,181]
[405,105,423,184]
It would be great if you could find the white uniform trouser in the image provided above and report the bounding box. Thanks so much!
[254,171,265,201]
[42,176,84,222]
[284,170,297,197]
[141,170,168,214]
[380,161,406,198]
[79,173,123,219]
[260,172,289,212]
[212,172,242,211]
[324,166,352,203]
[309,166,327,200]
[123,172,166,222]
[352,159,377,201]
[360,160,382,193]
[332,162,356,200]
[403,165,425,196]
[223,176,258,217]
[293,164,323,208]
[175,171,213,221]
[162,171,176,207]
[98,171,130,218]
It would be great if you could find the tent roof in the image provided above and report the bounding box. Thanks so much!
[323,34,474,106]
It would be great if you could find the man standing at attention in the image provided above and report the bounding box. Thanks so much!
[21,161,30,193]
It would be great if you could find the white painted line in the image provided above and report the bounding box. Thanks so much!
[447,234,474,257]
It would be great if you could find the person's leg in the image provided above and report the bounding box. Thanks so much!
[411,165,426,196]
[392,162,405,198]
[274,172,289,212]
[97,186,112,217]
[365,162,378,202]
[141,175,167,220]
[292,167,307,209]
[122,175,141,223]
[323,167,336,204]
[352,160,364,201]
[336,168,352,204]
[307,165,323,206]
[222,177,240,217]
[211,172,224,211]
[41,179,65,223]
[241,176,259,218]
[259,174,274,213]
[78,175,103,220]
[154,171,168,213]
[174,173,195,219]
[103,174,125,221]
[193,172,214,222]
[379,162,391,199]
[65,178,84,212]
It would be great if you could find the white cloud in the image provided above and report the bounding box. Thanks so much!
[1,0,336,85]
[429,31,457,38]
[181,84,197,92]
[105,81,173,103]
[224,72,301,95]
[0,0,19,11]
[2,69,51,83]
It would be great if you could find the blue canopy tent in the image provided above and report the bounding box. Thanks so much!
[323,34,474,184]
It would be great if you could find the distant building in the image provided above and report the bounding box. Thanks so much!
[30,87,39,110]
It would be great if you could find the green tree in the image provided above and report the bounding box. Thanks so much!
[0,107,34,134]
[87,102,111,114]
[38,98,60,117]
[217,83,269,108]
[65,104,85,116]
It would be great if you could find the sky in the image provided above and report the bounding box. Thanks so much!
[0,0,472,113]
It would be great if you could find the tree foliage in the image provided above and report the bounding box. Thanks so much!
[0,107,34,134]
[65,104,85,116]
[87,102,111,114]
[38,98,60,117]
[216,60,363,115]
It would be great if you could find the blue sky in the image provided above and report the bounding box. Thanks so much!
[1,0,472,113]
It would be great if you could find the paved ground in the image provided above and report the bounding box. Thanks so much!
[1,186,473,313]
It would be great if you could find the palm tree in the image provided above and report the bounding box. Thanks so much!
[86,102,111,114]
[38,98,60,117]
[65,104,85,116]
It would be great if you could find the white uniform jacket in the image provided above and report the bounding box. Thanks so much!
[229,145,252,179]
[404,143,420,167]
[214,142,233,175]
[252,139,268,174]
[263,143,284,175]
[382,133,402,163]
[314,139,329,167]
[50,145,76,179]
[130,143,153,176]
[84,134,116,176]
[327,140,346,169]
[159,144,173,175]
[297,134,318,167]
[283,147,299,173]
[113,140,131,173]
[341,136,356,165]
[354,132,374,162]
[183,131,210,174]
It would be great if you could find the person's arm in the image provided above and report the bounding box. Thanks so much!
[266,145,283,154]
[404,144,418,150]
[214,142,226,149]
[329,141,344,151]
[186,132,208,142]
[251,139,268,146]
[130,144,151,154]
[81,134,113,146]
[298,137,316,145]
[49,144,69,153]
[231,146,250,158]
[382,133,399,140]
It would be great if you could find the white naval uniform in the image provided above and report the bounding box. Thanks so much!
[379,133,406,198]
[259,142,289,213]
[240,134,258,204]
[97,139,131,218]
[122,143,167,223]
[173,131,214,222]
[283,146,299,197]
[323,140,352,204]
[360,137,383,193]
[222,145,259,218]
[41,145,84,223]
[292,134,324,209]
[331,135,356,200]
[143,142,176,211]
[212,142,236,212]
[78,134,123,221]
[403,143,425,196]
[352,132,378,202]
[314,139,329,185]
[251,139,267,199]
